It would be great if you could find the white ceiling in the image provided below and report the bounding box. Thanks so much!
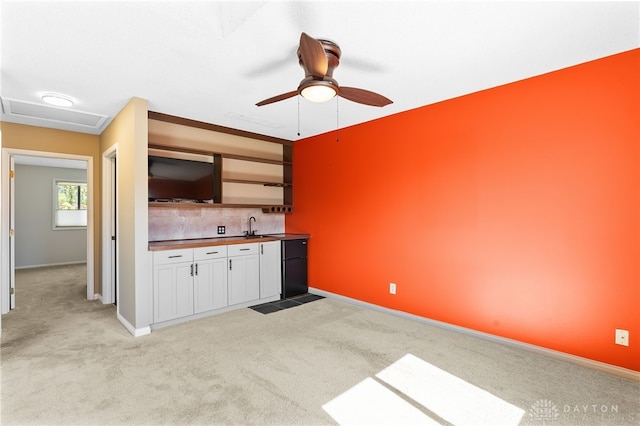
[1,1,638,141]
[12,155,86,169]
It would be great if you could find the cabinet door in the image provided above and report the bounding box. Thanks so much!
[193,257,228,314]
[228,254,260,306]
[153,262,194,323]
[260,241,282,299]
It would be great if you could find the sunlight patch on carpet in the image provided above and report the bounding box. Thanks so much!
[322,377,440,425]
[323,353,525,425]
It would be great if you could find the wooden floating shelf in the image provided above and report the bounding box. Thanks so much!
[262,182,292,187]
[149,202,293,213]
[261,205,293,214]
[222,178,291,187]
[222,153,291,166]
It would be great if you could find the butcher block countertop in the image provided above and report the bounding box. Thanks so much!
[148,233,310,251]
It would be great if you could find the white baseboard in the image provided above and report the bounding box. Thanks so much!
[117,312,151,337]
[310,287,640,382]
[15,260,87,270]
[150,294,281,330]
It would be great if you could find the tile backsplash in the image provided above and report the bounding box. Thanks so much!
[149,207,285,241]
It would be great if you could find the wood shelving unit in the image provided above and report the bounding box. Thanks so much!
[148,112,294,213]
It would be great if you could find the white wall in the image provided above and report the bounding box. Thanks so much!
[14,164,87,268]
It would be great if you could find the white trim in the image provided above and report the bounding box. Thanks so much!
[1,148,95,312]
[309,287,640,382]
[85,156,94,301]
[9,155,15,309]
[101,144,118,305]
[15,260,87,270]
[1,128,2,335]
[1,150,10,313]
[117,312,151,337]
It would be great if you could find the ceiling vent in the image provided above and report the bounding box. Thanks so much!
[1,97,108,131]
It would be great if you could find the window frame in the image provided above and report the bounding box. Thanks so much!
[52,179,88,230]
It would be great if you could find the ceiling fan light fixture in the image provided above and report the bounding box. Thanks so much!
[300,83,337,103]
[41,92,75,107]
[256,33,391,108]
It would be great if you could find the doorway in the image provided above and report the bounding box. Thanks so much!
[1,148,95,315]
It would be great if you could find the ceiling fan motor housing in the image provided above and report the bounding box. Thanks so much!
[297,39,341,97]
[298,39,341,78]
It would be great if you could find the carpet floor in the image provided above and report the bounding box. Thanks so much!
[1,264,638,425]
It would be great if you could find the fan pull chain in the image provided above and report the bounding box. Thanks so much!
[336,96,340,143]
[297,96,301,137]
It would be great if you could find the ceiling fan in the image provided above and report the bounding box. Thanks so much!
[256,33,392,107]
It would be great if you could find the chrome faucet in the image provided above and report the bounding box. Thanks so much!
[246,216,257,237]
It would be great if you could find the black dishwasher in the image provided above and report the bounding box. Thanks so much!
[281,238,308,299]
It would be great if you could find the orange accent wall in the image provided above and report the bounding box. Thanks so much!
[287,49,640,371]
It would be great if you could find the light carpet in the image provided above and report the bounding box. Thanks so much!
[1,264,638,425]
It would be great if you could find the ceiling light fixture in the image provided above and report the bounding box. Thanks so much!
[41,93,75,107]
[299,80,337,103]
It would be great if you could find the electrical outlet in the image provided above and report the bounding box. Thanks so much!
[389,282,396,295]
[615,329,629,346]
[217,226,225,235]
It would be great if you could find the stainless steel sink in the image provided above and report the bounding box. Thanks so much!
[244,234,273,240]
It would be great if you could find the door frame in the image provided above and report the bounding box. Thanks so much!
[101,144,118,306]
[1,147,95,314]
[9,155,15,309]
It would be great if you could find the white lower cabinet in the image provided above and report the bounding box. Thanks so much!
[227,243,260,306]
[153,249,195,323]
[260,241,282,299]
[152,241,281,326]
[193,246,228,314]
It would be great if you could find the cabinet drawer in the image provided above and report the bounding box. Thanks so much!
[194,245,228,260]
[153,249,193,265]
[228,242,258,256]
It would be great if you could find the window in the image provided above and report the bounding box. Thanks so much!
[54,180,87,229]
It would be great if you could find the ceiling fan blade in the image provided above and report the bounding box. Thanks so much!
[299,32,328,77]
[256,90,298,106]
[338,87,393,107]
[243,49,296,78]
